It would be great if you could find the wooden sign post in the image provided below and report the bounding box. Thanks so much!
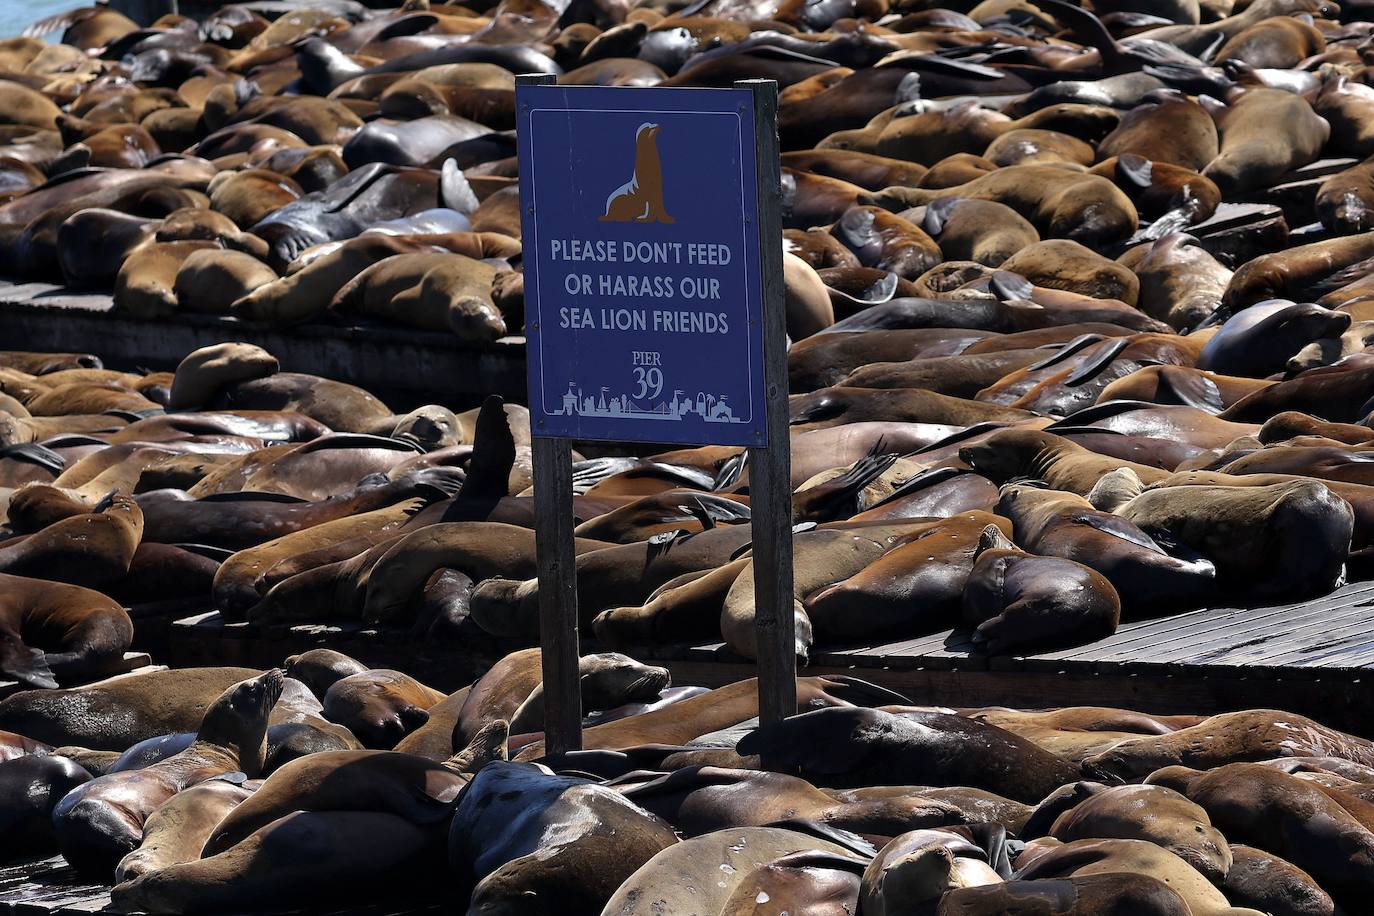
[516,75,794,754]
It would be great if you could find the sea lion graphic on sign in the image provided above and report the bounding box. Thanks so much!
[601,123,675,224]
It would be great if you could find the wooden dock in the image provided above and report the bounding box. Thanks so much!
[0,281,526,409]
[165,581,1374,735]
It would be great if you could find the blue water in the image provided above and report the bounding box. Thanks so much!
[0,0,76,38]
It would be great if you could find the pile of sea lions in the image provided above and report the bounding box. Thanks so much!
[3,648,1374,914]
[9,0,1374,906]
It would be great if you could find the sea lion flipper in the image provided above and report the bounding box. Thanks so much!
[440,160,480,216]
[0,641,57,690]
[458,396,516,503]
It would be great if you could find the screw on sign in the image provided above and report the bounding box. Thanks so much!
[516,76,793,754]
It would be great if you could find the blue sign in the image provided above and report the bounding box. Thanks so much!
[516,85,767,446]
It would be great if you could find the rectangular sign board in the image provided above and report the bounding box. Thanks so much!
[516,85,767,446]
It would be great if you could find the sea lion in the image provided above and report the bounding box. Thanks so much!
[802,513,1013,643]
[1200,302,1351,377]
[331,250,506,341]
[1316,154,1374,234]
[1223,232,1374,312]
[1202,89,1329,194]
[1098,91,1219,171]
[918,197,1040,268]
[282,649,369,700]
[111,810,442,915]
[1048,784,1231,880]
[1157,763,1374,899]
[865,165,1139,247]
[114,780,255,883]
[613,766,967,839]
[320,669,445,749]
[937,874,1193,915]
[718,849,866,916]
[0,573,134,689]
[997,239,1139,305]
[201,746,482,857]
[959,428,1171,494]
[0,492,144,590]
[1223,845,1337,916]
[1115,479,1353,599]
[0,754,91,859]
[1085,709,1374,780]
[1116,233,1230,332]
[167,342,278,411]
[1013,838,1264,916]
[53,670,285,876]
[0,666,313,750]
[995,483,1216,614]
[601,826,861,916]
[962,548,1121,653]
[736,706,1087,803]
[449,761,679,912]
[173,248,277,314]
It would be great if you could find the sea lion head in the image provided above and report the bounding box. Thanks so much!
[579,653,670,710]
[283,649,368,701]
[959,428,1063,483]
[391,405,461,451]
[196,668,286,777]
[168,342,279,410]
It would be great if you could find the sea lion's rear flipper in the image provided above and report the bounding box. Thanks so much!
[0,641,58,690]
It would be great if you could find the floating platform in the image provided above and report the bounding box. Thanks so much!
[167,582,1374,736]
[0,281,526,409]
[646,580,1374,736]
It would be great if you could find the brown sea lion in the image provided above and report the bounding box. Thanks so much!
[111,810,441,915]
[1013,838,1264,916]
[1116,234,1230,332]
[1202,89,1329,195]
[114,780,255,883]
[281,649,368,701]
[201,747,478,858]
[1086,709,1374,780]
[803,513,1013,643]
[865,165,1139,247]
[1156,763,1374,899]
[1316,153,1374,234]
[719,850,866,916]
[1223,845,1336,916]
[614,766,967,839]
[173,249,277,314]
[962,547,1121,653]
[167,343,279,411]
[959,428,1171,493]
[1115,479,1353,599]
[114,240,221,319]
[332,250,506,341]
[737,706,1086,804]
[918,197,1040,268]
[998,239,1139,304]
[1048,784,1231,880]
[320,669,445,749]
[0,573,133,689]
[937,873,1193,915]
[53,670,285,876]
[862,828,1003,915]
[1098,91,1219,171]
[0,493,143,590]
[601,826,861,916]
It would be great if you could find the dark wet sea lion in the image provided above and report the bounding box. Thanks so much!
[449,761,678,913]
[937,873,1192,915]
[0,754,90,859]
[737,706,1086,803]
[53,670,285,876]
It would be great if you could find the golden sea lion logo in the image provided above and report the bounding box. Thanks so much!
[600,122,675,224]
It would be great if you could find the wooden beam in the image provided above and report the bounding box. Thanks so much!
[737,78,795,727]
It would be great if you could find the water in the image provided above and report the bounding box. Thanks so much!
[0,0,74,39]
